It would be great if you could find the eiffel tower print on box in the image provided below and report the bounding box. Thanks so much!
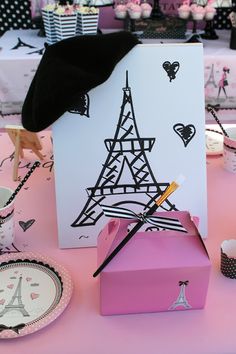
[52,44,207,248]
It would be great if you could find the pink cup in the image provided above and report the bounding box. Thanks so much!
[223,127,236,173]
[0,186,15,249]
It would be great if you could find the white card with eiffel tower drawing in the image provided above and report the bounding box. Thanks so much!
[52,43,207,248]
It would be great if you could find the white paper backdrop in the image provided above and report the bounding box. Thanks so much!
[52,43,207,248]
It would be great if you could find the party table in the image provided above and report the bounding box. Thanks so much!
[0,30,45,127]
[0,126,236,353]
[0,28,236,129]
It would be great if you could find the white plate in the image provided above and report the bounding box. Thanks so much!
[0,252,73,338]
[205,128,223,156]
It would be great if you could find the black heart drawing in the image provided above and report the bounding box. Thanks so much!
[173,123,196,147]
[163,61,180,82]
[19,219,35,232]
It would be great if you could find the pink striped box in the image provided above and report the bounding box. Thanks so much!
[97,211,211,316]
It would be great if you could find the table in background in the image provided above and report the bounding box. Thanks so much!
[0,30,45,128]
[0,29,236,129]
[0,128,236,353]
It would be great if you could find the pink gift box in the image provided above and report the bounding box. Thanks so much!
[97,211,211,316]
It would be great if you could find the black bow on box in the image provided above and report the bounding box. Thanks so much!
[206,104,221,112]
[0,323,25,334]
[101,205,187,233]
[179,280,189,286]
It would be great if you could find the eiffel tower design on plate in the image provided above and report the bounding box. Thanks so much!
[0,276,29,317]
[71,71,178,230]
[168,280,192,310]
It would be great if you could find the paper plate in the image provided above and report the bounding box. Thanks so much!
[0,252,73,338]
[205,128,223,156]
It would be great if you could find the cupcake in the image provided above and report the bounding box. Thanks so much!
[178,4,190,19]
[140,2,152,18]
[204,5,216,20]
[127,3,142,19]
[114,4,127,19]
[191,5,205,20]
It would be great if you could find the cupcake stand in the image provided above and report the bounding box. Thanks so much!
[178,2,217,42]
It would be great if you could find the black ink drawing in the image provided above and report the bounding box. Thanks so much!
[68,93,90,117]
[11,38,36,50]
[19,219,35,232]
[71,70,178,231]
[173,123,196,147]
[0,153,54,174]
[162,61,180,82]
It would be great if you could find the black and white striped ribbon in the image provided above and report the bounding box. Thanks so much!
[101,205,187,233]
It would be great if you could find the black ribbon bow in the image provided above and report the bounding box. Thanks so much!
[0,323,25,334]
[179,280,189,286]
[101,205,187,233]
[206,104,221,112]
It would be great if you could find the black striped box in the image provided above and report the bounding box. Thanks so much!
[76,12,99,35]
[42,9,57,44]
[53,13,78,41]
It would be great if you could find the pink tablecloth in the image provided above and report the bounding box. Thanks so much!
[1,130,236,353]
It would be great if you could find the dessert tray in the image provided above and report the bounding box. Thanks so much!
[0,252,73,338]
[205,128,223,156]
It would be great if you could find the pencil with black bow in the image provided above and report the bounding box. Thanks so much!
[93,174,185,278]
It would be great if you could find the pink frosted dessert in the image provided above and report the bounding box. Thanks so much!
[204,5,216,20]
[127,3,142,19]
[178,4,190,19]
[140,2,152,18]
[191,5,205,20]
[114,4,127,18]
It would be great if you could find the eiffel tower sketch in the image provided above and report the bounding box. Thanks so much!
[71,71,178,229]
[169,280,192,310]
[0,276,30,317]
[205,64,217,88]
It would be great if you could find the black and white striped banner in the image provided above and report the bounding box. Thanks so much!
[101,205,187,233]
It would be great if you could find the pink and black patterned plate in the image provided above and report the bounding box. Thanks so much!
[0,252,73,338]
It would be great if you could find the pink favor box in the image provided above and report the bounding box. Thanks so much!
[97,211,211,316]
